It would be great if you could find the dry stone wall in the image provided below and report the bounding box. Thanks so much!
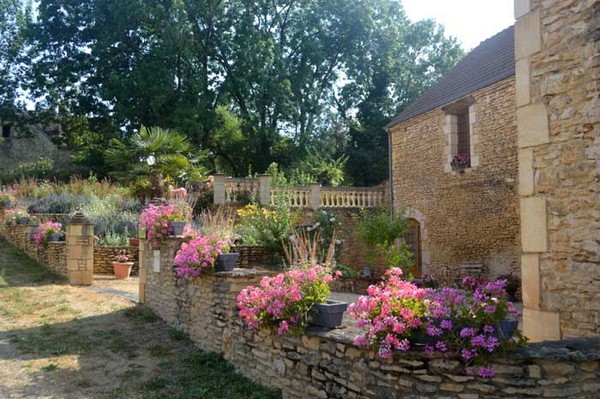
[388,78,520,280]
[141,239,600,399]
[0,223,68,277]
[94,246,140,276]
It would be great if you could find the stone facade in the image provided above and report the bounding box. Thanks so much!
[94,246,140,276]
[515,0,600,339]
[388,78,520,279]
[141,239,600,399]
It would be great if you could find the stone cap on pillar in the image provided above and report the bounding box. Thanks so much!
[150,197,167,205]
[69,212,93,225]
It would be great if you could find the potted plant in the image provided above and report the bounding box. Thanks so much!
[451,153,471,172]
[33,221,63,245]
[237,265,346,335]
[0,192,16,207]
[112,249,134,280]
[3,207,29,226]
[140,202,192,248]
[173,234,230,277]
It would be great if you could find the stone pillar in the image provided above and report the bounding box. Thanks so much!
[258,174,271,206]
[514,0,558,341]
[309,183,321,210]
[213,173,226,205]
[139,239,147,303]
[66,213,94,285]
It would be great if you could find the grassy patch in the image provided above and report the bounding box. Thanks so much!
[0,237,281,399]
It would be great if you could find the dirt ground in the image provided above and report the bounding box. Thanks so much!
[0,240,279,399]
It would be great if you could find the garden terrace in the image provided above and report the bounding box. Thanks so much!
[141,239,600,399]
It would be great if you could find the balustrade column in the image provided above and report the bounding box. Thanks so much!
[309,184,321,209]
[213,173,226,205]
[258,174,271,206]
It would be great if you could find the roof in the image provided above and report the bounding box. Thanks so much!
[386,24,515,129]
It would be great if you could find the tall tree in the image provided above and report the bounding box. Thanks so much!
[24,0,463,182]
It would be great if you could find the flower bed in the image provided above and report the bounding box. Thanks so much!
[140,202,191,248]
[349,268,524,378]
[173,234,230,277]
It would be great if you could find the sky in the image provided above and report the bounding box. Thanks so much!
[402,0,515,51]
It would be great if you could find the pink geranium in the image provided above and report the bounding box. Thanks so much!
[237,265,338,336]
[173,234,230,277]
[33,221,63,245]
[140,203,191,248]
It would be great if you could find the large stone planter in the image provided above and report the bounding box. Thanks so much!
[309,299,348,329]
[216,252,240,272]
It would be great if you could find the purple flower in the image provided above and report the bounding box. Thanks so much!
[483,325,495,334]
[426,325,443,337]
[440,319,453,330]
[397,339,411,351]
[378,345,392,359]
[478,366,495,379]
[435,341,448,352]
[471,334,486,347]
[484,304,496,314]
[485,336,500,352]
[460,327,476,338]
[461,349,477,360]
[424,345,434,356]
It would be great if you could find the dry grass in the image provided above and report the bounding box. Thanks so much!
[0,238,280,399]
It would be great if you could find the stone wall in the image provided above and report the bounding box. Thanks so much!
[141,239,600,399]
[233,245,273,269]
[94,246,140,276]
[0,224,68,277]
[515,0,600,339]
[388,78,520,280]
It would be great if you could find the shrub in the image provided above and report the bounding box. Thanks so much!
[236,203,298,256]
[27,193,88,214]
[0,157,54,184]
[237,265,338,335]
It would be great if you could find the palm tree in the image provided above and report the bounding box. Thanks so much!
[105,126,207,200]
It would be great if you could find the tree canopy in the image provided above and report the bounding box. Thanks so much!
[7,0,464,185]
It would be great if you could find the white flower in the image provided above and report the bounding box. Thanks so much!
[335,239,342,245]
[329,217,335,222]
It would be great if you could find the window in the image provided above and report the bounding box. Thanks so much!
[454,111,471,169]
[443,97,478,173]
[2,124,10,138]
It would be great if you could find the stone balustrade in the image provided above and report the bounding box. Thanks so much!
[213,174,387,209]
[141,239,600,399]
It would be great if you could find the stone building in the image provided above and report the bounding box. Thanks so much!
[387,0,599,341]
[0,117,64,174]
[514,0,599,341]
[386,26,520,280]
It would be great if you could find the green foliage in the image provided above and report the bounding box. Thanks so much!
[104,125,208,200]
[0,157,54,184]
[236,203,298,257]
[23,0,463,184]
[356,208,413,271]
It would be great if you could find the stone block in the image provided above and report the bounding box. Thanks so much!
[517,103,549,148]
[523,308,561,341]
[514,0,531,19]
[520,197,548,252]
[521,254,541,309]
[515,59,531,107]
[515,10,541,60]
[518,148,534,196]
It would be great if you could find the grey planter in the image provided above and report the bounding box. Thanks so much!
[49,232,61,242]
[216,252,239,272]
[309,299,348,329]
[168,221,187,236]
[17,217,29,225]
[497,319,519,339]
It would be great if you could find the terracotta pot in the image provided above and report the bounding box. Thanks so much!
[129,238,140,247]
[113,261,134,279]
